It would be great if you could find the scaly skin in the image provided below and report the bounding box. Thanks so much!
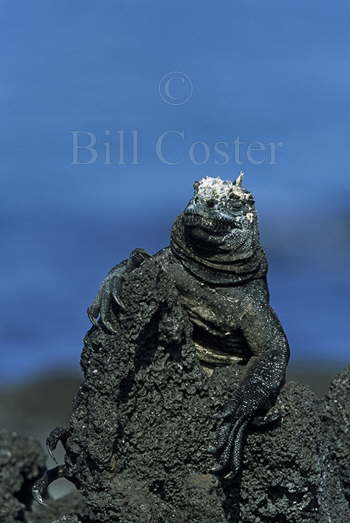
[33,175,290,503]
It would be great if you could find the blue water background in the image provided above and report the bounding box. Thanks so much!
[1,1,349,383]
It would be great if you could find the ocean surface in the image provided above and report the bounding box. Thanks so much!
[1,1,349,383]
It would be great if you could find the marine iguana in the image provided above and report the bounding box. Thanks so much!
[87,173,290,477]
[33,174,290,504]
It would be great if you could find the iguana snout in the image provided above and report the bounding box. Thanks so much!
[181,175,258,255]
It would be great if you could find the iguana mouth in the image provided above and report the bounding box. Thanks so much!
[183,210,240,234]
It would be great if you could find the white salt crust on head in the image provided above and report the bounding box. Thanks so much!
[196,176,250,201]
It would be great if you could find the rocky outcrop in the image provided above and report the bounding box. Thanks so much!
[322,365,350,506]
[35,257,349,522]
[2,258,349,521]
[0,430,45,523]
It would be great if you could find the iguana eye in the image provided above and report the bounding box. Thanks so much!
[228,197,242,210]
[228,193,240,202]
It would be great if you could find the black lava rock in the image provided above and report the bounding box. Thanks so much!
[30,492,86,523]
[41,256,349,522]
[322,365,350,506]
[238,381,349,522]
[1,256,344,522]
[0,429,45,523]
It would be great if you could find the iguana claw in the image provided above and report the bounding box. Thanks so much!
[210,411,249,479]
[46,426,67,464]
[32,465,67,506]
[88,248,150,333]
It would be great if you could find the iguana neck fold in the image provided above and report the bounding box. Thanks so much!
[170,215,268,286]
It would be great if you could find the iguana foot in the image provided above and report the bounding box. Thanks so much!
[209,410,250,480]
[208,394,259,480]
[46,426,67,463]
[251,408,280,428]
[209,391,280,479]
[32,465,67,505]
[87,248,150,333]
[87,270,125,333]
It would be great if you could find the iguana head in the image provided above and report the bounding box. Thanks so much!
[182,174,258,258]
[170,174,267,285]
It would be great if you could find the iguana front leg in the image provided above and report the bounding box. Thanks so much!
[209,299,290,479]
[87,248,150,332]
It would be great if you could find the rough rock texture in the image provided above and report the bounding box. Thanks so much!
[0,430,45,523]
[42,256,350,522]
[322,365,350,505]
[63,257,234,522]
[0,430,86,523]
[2,260,350,521]
[30,492,86,523]
[239,382,348,522]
